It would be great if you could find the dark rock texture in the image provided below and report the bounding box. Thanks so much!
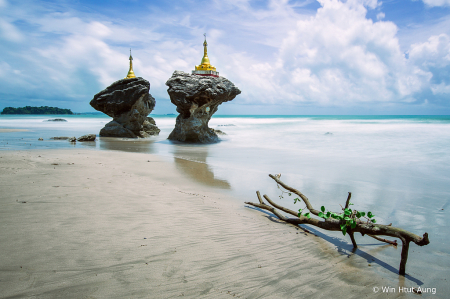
[77,134,96,142]
[50,137,70,140]
[46,119,67,122]
[165,71,240,143]
[90,77,160,138]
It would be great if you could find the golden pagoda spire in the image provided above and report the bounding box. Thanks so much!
[201,33,211,65]
[125,49,136,79]
[192,33,219,77]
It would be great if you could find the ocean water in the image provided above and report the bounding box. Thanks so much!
[1,114,449,294]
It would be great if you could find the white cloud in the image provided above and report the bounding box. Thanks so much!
[409,34,450,68]
[431,82,450,94]
[422,0,450,7]
[409,34,450,95]
[227,0,427,107]
[344,0,379,9]
[0,61,11,77]
[0,19,24,42]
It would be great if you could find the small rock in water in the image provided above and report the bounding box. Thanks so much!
[213,129,227,135]
[38,138,43,141]
[50,137,70,140]
[325,132,333,135]
[46,118,67,122]
[68,137,76,143]
[77,134,97,142]
[77,134,96,142]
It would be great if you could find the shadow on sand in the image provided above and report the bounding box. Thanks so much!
[245,206,423,286]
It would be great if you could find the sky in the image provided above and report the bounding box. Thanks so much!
[1,0,450,115]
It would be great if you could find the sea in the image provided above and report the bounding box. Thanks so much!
[1,114,449,295]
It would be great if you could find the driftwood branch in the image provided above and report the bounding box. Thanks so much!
[245,174,430,275]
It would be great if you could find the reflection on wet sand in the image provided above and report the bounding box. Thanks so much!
[99,137,156,153]
[173,146,230,189]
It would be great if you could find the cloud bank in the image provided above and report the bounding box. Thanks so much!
[0,0,449,114]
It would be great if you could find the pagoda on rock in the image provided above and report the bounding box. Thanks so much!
[125,49,136,79]
[192,34,219,77]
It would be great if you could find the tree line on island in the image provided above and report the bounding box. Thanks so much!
[1,106,74,115]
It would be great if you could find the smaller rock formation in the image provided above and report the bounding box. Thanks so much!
[77,134,96,142]
[46,119,67,122]
[166,71,240,143]
[90,77,160,138]
[212,129,226,135]
[50,137,70,140]
[68,137,76,142]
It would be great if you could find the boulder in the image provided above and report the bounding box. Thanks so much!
[77,134,96,142]
[90,77,160,138]
[212,129,226,135]
[50,137,70,140]
[165,71,240,143]
[46,119,67,122]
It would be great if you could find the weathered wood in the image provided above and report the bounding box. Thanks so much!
[245,174,430,276]
[344,192,352,209]
[399,238,410,275]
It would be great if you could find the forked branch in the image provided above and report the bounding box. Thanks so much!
[245,174,429,275]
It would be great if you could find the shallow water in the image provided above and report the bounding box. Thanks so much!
[1,114,449,295]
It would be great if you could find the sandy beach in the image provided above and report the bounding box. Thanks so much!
[0,148,403,298]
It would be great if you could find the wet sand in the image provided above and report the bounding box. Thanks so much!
[0,149,408,298]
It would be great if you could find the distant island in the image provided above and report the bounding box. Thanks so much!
[1,106,74,115]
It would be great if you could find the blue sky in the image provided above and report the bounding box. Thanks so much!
[1,0,450,114]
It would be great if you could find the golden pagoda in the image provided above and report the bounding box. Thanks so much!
[192,34,219,77]
[125,49,136,79]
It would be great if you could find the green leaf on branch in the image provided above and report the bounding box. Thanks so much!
[344,208,352,216]
[360,211,366,217]
[318,212,324,218]
[371,219,377,224]
[368,212,374,218]
[297,208,302,218]
[340,224,347,236]
[294,198,300,204]
[351,220,357,229]
[304,213,311,219]
[326,211,331,218]
[356,211,361,218]
[321,206,325,212]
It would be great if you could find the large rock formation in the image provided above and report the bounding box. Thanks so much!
[90,77,160,138]
[166,71,240,143]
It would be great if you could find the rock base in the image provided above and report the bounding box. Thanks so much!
[168,116,219,143]
[100,117,160,138]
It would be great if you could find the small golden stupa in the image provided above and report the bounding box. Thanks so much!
[125,49,136,79]
[192,34,219,77]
